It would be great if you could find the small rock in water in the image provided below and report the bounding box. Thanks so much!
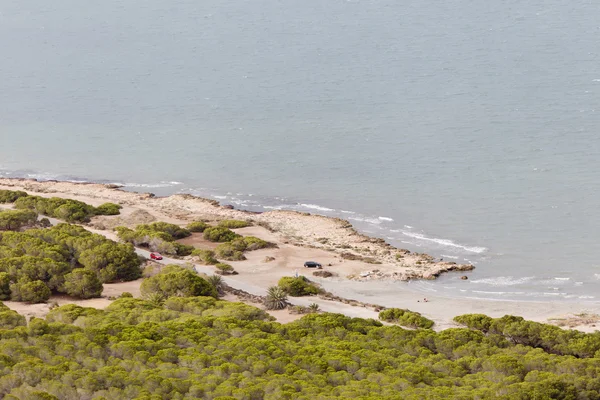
[460,275,469,280]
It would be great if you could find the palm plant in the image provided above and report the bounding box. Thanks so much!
[207,275,225,296]
[308,303,320,313]
[145,292,166,307]
[264,286,288,310]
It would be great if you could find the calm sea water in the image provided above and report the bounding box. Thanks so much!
[2,0,600,302]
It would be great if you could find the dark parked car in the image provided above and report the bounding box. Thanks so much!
[304,261,322,269]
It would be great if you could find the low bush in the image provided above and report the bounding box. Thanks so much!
[242,236,276,250]
[278,276,320,297]
[62,268,103,299]
[115,223,191,255]
[191,249,218,265]
[0,190,28,203]
[218,219,252,229]
[95,202,122,216]
[140,265,217,299]
[215,263,235,275]
[174,243,194,256]
[10,279,51,303]
[378,308,434,329]
[215,243,246,261]
[186,221,210,232]
[203,226,240,242]
[0,209,38,231]
[14,195,122,222]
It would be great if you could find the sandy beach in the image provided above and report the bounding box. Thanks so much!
[1,177,599,332]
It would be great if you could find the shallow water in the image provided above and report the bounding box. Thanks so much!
[1,0,600,302]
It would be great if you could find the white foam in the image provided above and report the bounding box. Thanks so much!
[404,225,413,229]
[298,203,335,212]
[469,276,534,286]
[262,205,286,210]
[441,254,459,259]
[471,290,524,296]
[378,216,394,222]
[340,210,355,214]
[213,195,227,199]
[580,295,595,299]
[348,216,382,225]
[554,277,571,281]
[402,231,487,253]
[123,181,183,188]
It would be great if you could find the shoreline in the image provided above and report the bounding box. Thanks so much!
[2,177,600,331]
[0,177,474,281]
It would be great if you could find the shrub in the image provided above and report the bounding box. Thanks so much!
[278,276,320,297]
[14,196,97,222]
[0,190,28,203]
[378,308,434,329]
[186,221,210,232]
[174,243,194,256]
[9,279,51,303]
[218,219,251,229]
[120,292,133,298]
[0,302,26,328]
[215,243,246,261]
[191,249,218,265]
[147,222,191,239]
[140,265,217,299]
[39,217,51,228]
[264,286,288,310]
[0,272,10,300]
[115,223,191,255]
[453,314,494,333]
[0,209,38,231]
[206,275,225,296]
[62,268,103,299]
[203,227,240,242]
[242,236,276,251]
[95,202,122,216]
[215,263,235,275]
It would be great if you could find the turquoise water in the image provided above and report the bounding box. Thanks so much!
[1,0,600,301]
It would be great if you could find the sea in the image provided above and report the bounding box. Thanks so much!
[1,0,600,303]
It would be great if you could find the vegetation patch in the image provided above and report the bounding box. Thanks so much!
[218,219,252,229]
[191,249,218,265]
[0,299,597,397]
[0,209,38,231]
[0,190,28,203]
[115,222,192,255]
[214,243,246,261]
[14,195,122,222]
[278,276,320,296]
[186,221,210,232]
[215,262,236,275]
[378,308,434,329]
[0,223,141,302]
[203,226,240,242]
[140,264,217,300]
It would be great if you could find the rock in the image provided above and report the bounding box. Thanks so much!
[461,275,468,280]
[263,256,276,263]
[223,205,234,209]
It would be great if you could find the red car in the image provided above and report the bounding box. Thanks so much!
[150,252,163,260]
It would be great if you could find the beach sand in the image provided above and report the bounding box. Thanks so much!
[1,178,599,332]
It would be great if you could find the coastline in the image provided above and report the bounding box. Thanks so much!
[1,177,599,332]
[0,178,474,281]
